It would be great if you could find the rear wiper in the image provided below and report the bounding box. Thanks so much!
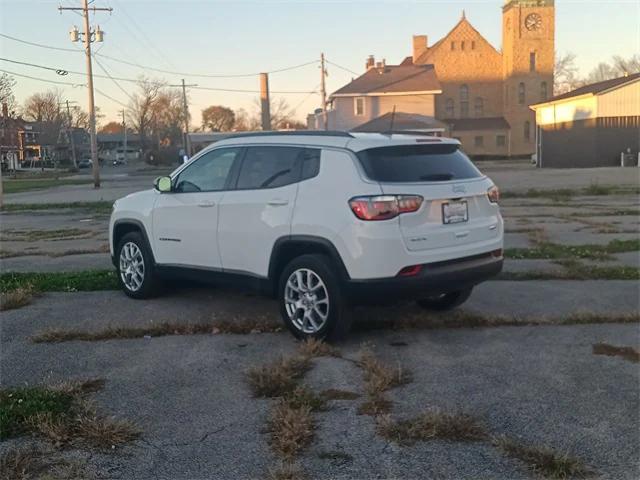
[419,173,454,181]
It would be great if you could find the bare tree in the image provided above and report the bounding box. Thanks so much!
[99,121,124,134]
[587,54,640,83]
[22,89,64,123]
[0,73,17,115]
[201,105,235,131]
[251,97,302,130]
[127,77,163,151]
[233,108,260,131]
[554,52,583,95]
[151,89,184,146]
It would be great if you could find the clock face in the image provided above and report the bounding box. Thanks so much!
[525,13,542,31]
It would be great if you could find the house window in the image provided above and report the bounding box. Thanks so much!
[445,98,454,117]
[524,121,531,141]
[474,97,483,117]
[530,52,536,72]
[451,41,455,50]
[541,81,548,101]
[460,85,469,117]
[518,83,526,105]
[354,97,365,116]
[461,41,466,51]
[496,135,506,147]
[474,136,484,147]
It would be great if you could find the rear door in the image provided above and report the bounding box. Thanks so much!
[356,143,500,252]
[217,145,315,277]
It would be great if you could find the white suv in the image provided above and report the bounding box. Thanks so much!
[109,132,503,339]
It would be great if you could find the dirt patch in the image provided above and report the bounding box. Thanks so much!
[593,342,640,363]
[0,286,35,311]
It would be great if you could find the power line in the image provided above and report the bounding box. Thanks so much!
[326,59,360,76]
[92,55,136,102]
[0,67,85,87]
[190,85,317,94]
[0,32,319,79]
[94,87,128,108]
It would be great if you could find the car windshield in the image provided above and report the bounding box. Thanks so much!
[356,143,482,182]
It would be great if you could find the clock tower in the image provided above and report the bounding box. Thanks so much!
[502,0,555,155]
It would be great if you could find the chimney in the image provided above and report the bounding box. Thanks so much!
[365,55,375,70]
[2,102,7,119]
[412,35,428,62]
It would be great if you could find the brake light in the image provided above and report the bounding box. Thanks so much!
[397,264,423,277]
[487,185,499,204]
[349,195,423,221]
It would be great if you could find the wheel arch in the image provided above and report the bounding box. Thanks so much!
[112,219,155,266]
[268,235,350,294]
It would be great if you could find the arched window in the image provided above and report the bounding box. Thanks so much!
[540,81,548,101]
[524,121,531,141]
[518,82,526,105]
[460,85,469,117]
[530,52,536,72]
[474,97,484,117]
[445,98,454,117]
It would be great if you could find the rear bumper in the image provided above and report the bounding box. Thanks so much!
[344,252,503,303]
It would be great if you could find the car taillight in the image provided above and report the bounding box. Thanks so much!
[349,195,423,221]
[487,185,499,204]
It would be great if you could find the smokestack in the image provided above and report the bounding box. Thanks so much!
[365,55,375,70]
[412,35,428,62]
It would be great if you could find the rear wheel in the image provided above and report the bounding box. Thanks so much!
[417,287,473,311]
[116,231,161,299]
[278,254,351,341]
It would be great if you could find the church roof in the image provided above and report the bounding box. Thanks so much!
[351,112,448,133]
[531,73,640,106]
[331,64,441,97]
[447,117,511,131]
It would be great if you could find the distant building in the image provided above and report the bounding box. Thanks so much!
[530,73,640,168]
[57,127,90,164]
[97,133,141,161]
[309,0,555,157]
[17,121,58,165]
[1,102,23,170]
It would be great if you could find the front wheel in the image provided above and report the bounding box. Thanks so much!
[116,231,161,299]
[278,254,351,341]
[417,288,473,311]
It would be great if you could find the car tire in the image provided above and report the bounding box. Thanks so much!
[116,231,161,299]
[278,254,351,341]
[417,287,473,311]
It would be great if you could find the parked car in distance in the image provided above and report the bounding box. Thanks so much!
[77,158,93,169]
[109,132,504,340]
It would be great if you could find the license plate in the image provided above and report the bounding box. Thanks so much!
[442,201,468,224]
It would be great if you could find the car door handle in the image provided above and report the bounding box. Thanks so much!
[455,230,470,238]
[198,201,216,208]
[267,199,289,206]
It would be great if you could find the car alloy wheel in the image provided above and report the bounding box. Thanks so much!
[284,268,330,334]
[119,241,145,292]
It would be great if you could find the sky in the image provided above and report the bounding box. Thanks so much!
[1,0,639,127]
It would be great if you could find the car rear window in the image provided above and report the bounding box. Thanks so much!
[356,144,482,182]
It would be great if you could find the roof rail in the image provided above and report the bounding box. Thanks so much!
[224,130,354,139]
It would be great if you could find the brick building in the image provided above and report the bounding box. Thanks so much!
[310,0,555,157]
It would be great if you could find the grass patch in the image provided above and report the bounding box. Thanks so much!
[593,342,640,363]
[297,338,341,359]
[499,261,640,281]
[357,395,392,416]
[1,228,95,242]
[267,462,308,480]
[32,318,282,344]
[377,410,488,445]
[0,244,110,259]
[494,436,589,479]
[357,347,412,395]
[246,356,312,398]
[320,389,361,401]
[266,400,315,459]
[282,386,327,412]
[502,185,639,200]
[505,239,640,261]
[0,201,113,214]
[0,445,89,480]
[0,285,35,311]
[0,270,117,293]
[2,178,91,194]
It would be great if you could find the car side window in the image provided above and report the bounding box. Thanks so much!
[236,146,305,190]
[301,148,321,181]
[174,148,241,193]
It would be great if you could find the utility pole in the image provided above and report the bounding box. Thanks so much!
[260,73,271,131]
[320,53,328,130]
[168,80,197,159]
[121,109,127,164]
[60,100,78,169]
[59,0,112,188]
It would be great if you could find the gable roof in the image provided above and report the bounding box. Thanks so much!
[531,73,640,107]
[447,117,511,132]
[351,112,447,132]
[331,64,441,97]
[414,16,501,65]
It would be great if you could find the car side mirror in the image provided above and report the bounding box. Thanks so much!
[154,176,172,193]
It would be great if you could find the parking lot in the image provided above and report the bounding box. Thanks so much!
[1,161,639,479]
